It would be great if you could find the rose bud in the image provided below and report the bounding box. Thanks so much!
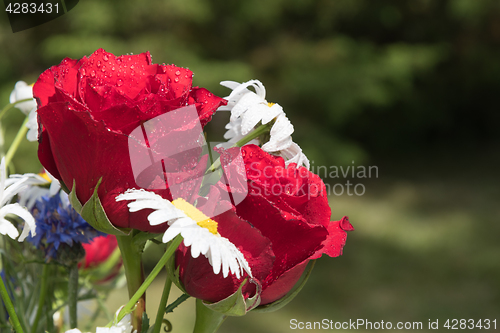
[80,234,118,269]
[79,234,121,283]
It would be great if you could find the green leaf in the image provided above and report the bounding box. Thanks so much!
[71,178,130,236]
[141,312,150,333]
[252,260,316,313]
[165,293,190,314]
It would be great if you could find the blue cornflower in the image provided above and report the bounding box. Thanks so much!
[27,191,104,261]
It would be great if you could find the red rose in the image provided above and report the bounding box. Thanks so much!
[34,49,226,232]
[175,145,353,306]
[80,234,118,269]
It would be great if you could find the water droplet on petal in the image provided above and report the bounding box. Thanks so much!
[103,54,109,61]
[97,61,101,68]
[90,70,96,78]
[174,77,179,83]
[175,70,181,76]
[117,79,124,87]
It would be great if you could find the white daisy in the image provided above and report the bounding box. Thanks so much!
[9,80,38,142]
[218,79,310,169]
[116,189,252,279]
[14,170,61,209]
[0,157,36,241]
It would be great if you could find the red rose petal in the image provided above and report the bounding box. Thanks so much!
[259,261,308,305]
[311,216,352,259]
[235,193,327,283]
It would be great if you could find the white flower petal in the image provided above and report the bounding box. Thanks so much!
[231,93,266,122]
[261,103,283,124]
[240,104,269,135]
[9,204,36,241]
[208,243,221,275]
[0,218,19,239]
[147,209,182,226]
[26,108,39,142]
[262,136,293,152]
[161,225,182,243]
[280,142,310,169]
[9,81,36,115]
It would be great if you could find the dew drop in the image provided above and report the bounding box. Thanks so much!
[174,77,179,83]
[101,66,106,72]
[130,65,135,70]
[97,61,101,68]
[175,70,181,76]
[90,70,96,78]
[111,66,115,71]
[103,54,109,61]
[117,79,124,87]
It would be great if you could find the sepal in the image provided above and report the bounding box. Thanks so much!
[165,247,187,294]
[201,278,261,316]
[69,179,130,236]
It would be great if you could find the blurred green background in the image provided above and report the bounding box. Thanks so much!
[1,0,499,332]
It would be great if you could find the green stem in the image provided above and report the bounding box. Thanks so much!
[4,115,29,167]
[115,234,183,324]
[68,263,79,329]
[0,273,23,333]
[32,264,50,333]
[193,299,227,333]
[116,234,145,331]
[0,98,34,121]
[152,275,172,333]
[234,121,274,148]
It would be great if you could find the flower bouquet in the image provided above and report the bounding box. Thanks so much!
[0,49,353,333]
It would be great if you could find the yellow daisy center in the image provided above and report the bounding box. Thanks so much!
[38,172,52,182]
[172,198,218,235]
[267,102,275,107]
